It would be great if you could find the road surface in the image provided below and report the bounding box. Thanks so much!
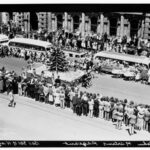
[0,93,150,140]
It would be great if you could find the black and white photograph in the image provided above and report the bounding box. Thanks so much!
[0,3,150,147]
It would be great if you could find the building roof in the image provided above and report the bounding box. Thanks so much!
[9,38,52,48]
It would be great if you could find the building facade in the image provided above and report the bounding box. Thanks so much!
[1,12,150,40]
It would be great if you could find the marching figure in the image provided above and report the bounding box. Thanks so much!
[8,90,16,107]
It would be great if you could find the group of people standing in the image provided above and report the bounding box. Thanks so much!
[0,65,150,136]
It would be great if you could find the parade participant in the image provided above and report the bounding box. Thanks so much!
[8,89,16,107]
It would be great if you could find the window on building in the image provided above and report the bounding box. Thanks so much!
[57,14,63,29]
[30,12,38,30]
[73,15,80,31]
[91,17,98,33]
[109,17,118,36]
[130,19,139,38]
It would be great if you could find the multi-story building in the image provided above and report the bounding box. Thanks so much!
[0,12,150,40]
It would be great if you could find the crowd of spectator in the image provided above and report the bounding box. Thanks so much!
[0,66,150,136]
[1,21,150,57]
[0,23,150,136]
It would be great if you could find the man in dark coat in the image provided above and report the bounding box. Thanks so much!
[34,83,40,101]
[72,93,78,114]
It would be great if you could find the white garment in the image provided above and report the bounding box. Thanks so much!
[55,93,60,104]
[48,94,53,102]
[88,99,94,110]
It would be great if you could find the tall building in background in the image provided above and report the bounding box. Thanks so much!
[0,12,150,40]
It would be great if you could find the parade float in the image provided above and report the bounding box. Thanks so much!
[27,47,86,85]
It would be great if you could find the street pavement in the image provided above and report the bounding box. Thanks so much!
[0,93,150,140]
